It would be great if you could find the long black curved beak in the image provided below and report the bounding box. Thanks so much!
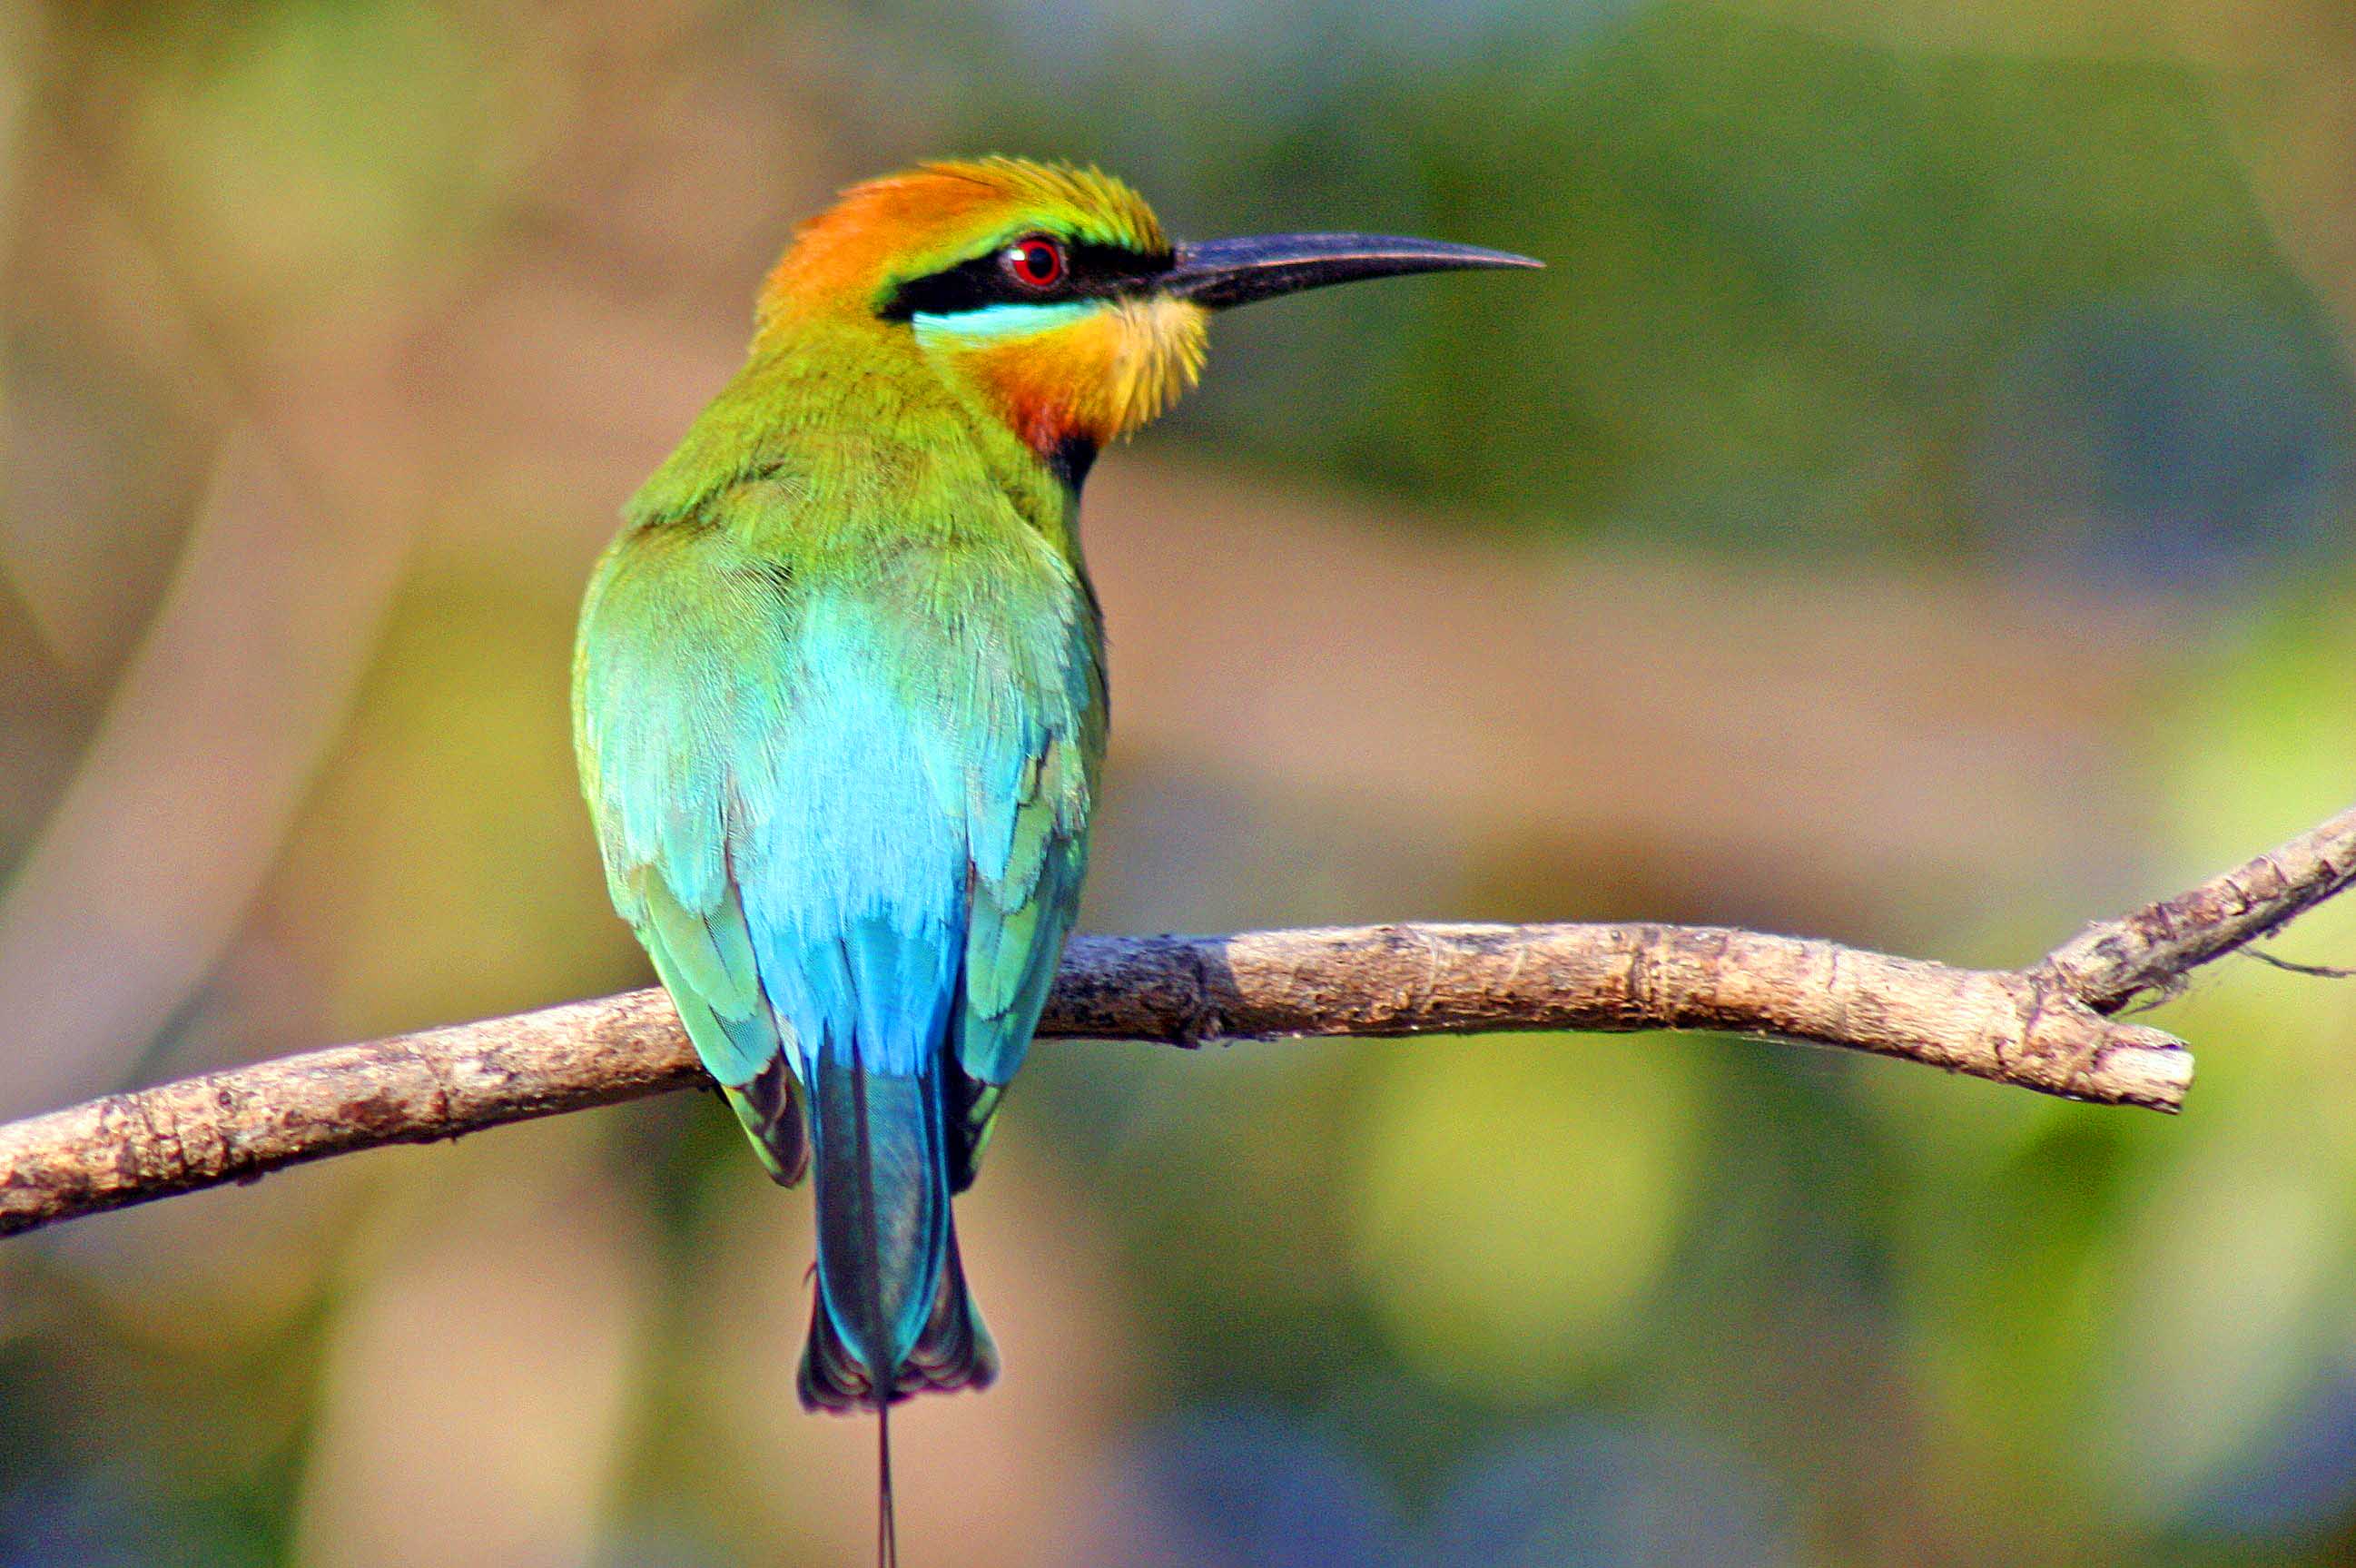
[1162,232,1541,310]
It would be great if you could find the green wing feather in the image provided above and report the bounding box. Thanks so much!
[576,479,1104,1198]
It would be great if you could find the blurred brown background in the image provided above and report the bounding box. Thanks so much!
[5,1,2356,1564]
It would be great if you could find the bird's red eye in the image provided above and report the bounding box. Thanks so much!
[1006,236,1065,290]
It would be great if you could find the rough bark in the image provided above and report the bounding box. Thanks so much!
[5,804,2352,1238]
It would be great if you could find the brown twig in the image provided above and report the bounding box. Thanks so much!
[5,804,2354,1238]
[2039,804,2356,1011]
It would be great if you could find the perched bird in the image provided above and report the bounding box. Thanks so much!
[572,156,1534,1560]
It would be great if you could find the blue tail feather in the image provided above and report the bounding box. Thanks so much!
[796,1044,999,1412]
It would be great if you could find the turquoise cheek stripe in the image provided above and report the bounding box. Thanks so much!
[913,300,1097,343]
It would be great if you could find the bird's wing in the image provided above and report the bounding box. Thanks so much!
[574,520,829,1182]
[948,610,1103,1187]
[576,511,1101,1191]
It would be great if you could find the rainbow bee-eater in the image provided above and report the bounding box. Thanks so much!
[572,156,1534,1556]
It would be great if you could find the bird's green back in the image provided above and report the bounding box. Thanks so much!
[575,312,1106,1110]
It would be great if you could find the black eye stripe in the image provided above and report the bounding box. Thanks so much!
[882,238,1173,321]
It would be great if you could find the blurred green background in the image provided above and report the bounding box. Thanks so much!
[4,0,2356,1563]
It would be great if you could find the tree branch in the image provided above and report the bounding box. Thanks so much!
[5,804,2354,1238]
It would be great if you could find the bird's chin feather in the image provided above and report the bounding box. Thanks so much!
[931,294,1209,454]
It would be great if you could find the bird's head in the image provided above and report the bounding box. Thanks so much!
[754,157,1537,468]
